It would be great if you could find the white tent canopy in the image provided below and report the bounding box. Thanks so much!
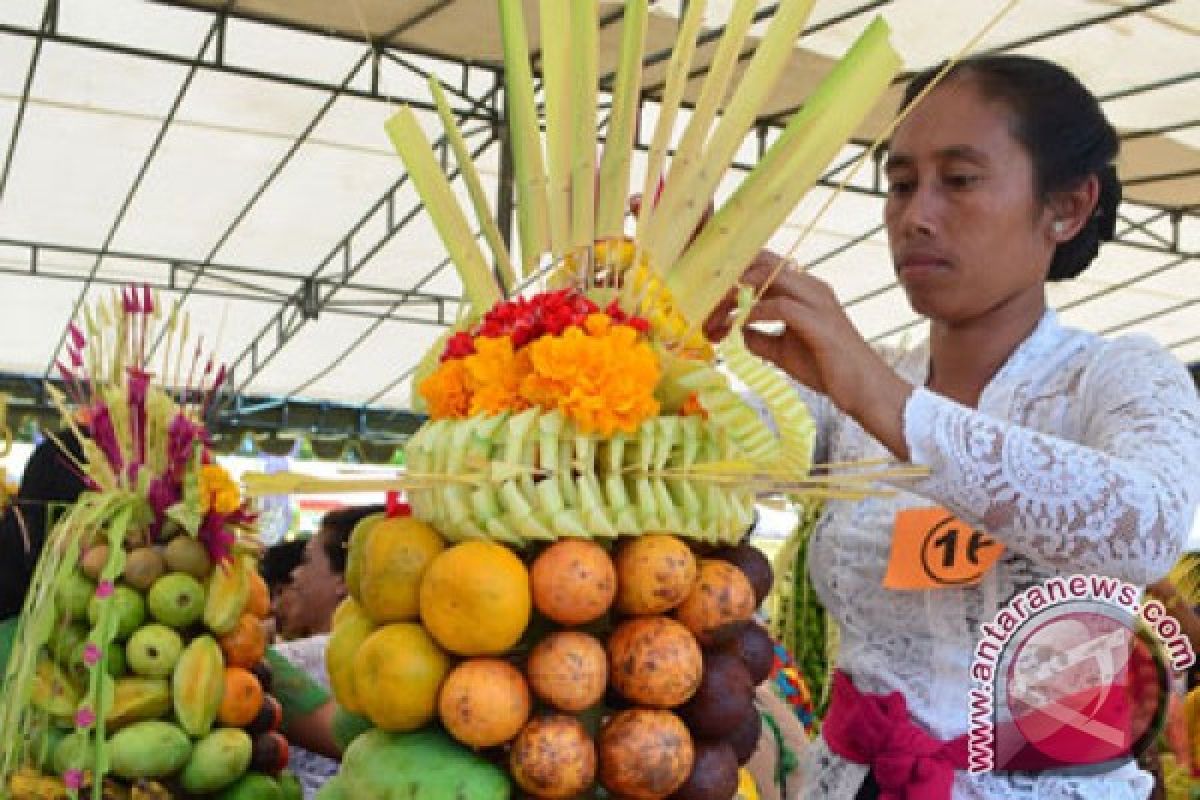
[0,0,1195,425]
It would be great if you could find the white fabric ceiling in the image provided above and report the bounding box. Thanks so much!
[0,0,1196,415]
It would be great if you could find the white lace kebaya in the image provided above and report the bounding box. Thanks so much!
[795,310,1200,799]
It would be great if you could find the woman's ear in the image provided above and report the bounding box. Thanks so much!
[1044,173,1100,244]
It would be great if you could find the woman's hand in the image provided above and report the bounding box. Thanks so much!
[705,250,916,459]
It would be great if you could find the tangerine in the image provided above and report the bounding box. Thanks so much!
[218,613,267,669]
[419,541,530,656]
[218,667,264,727]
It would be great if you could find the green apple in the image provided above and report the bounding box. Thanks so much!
[147,573,205,629]
[55,570,95,619]
[126,624,184,678]
[88,586,146,640]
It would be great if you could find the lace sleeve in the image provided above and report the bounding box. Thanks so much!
[900,337,1200,584]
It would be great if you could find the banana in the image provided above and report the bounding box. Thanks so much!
[172,635,224,737]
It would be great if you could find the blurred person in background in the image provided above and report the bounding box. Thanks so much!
[272,504,384,798]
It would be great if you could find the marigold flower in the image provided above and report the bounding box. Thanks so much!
[464,336,531,416]
[521,318,660,435]
[418,357,471,419]
[198,463,241,515]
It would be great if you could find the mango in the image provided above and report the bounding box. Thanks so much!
[181,728,253,793]
[108,720,192,779]
[205,556,250,635]
[173,635,225,736]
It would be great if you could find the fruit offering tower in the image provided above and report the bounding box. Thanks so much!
[0,289,300,800]
[302,1,905,799]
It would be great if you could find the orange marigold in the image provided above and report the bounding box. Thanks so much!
[521,314,660,436]
[464,335,531,416]
[418,357,470,419]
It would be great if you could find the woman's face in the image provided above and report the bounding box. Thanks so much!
[274,529,344,639]
[884,78,1058,324]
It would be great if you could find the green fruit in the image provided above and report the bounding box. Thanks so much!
[50,622,89,666]
[314,776,347,800]
[126,624,184,677]
[88,585,146,640]
[331,707,373,752]
[81,544,110,580]
[55,570,95,619]
[70,638,127,681]
[337,728,511,799]
[218,773,284,800]
[164,536,214,581]
[277,771,302,800]
[32,726,66,773]
[345,512,385,601]
[124,547,167,592]
[108,720,192,780]
[52,730,90,776]
[181,728,254,793]
[147,572,205,629]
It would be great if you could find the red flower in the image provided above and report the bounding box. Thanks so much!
[441,331,476,361]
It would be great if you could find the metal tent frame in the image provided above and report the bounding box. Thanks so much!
[0,0,1195,445]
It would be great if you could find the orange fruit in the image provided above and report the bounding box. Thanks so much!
[607,616,702,708]
[353,623,450,732]
[218,666,264,727]
[674,559,756,646]
[614,534,697,615]
[218,613,267,669]
[530,539,616,626]
[438,658,531,748]
[419,542,530,656]
[526,631,608,713]
[358,517,445,624]
[245,569,270,619]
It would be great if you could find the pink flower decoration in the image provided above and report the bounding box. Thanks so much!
[64,769,83,789]
[75,706,96,729]
[95,580,114,599]
[82,643,101,667]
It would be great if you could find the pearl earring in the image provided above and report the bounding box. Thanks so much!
[1053,220,1066,235]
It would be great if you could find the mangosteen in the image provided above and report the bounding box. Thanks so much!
[677,650,754,739]
[728,705,763,765]
[720,622,775,685]
[670,740,739,800]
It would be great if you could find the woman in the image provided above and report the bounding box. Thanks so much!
[715,56,1200,798]
[272,504,383,798]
